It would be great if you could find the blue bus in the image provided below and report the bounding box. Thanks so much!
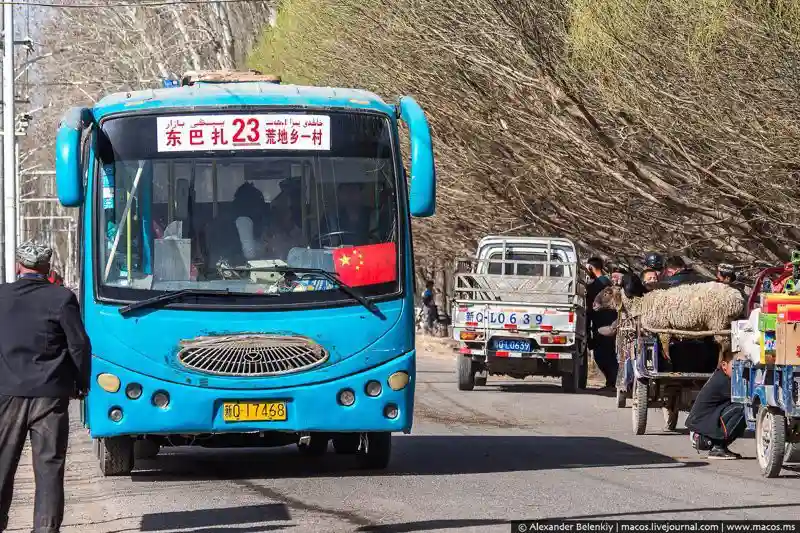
[55,71,436,476]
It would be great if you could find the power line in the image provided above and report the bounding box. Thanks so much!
[0,0,265,7]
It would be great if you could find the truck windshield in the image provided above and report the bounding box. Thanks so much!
[486,247,574,277]
[94,110,402,306]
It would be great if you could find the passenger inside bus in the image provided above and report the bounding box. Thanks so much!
[203,181,266,269]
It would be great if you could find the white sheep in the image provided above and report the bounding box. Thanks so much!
[593,282,744,362]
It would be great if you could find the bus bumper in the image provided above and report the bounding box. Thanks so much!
[86,350,416,438]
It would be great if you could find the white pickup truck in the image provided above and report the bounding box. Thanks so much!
[450,236,588,392]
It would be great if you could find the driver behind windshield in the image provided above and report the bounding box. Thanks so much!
[329,182,372,246]
[262,193,304,260]
[204,181,266,270]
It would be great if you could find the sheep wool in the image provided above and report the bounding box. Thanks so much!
[617,281,744,361]
[620,282,743,332]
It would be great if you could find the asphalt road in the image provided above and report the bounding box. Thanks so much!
[6,338,800,533]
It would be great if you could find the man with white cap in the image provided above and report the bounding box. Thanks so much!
[0,240,91,533]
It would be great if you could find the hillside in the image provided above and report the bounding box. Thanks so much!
[249,0,800,280]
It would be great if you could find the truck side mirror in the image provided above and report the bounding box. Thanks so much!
[55,107,90,207]
[398,96,435,218]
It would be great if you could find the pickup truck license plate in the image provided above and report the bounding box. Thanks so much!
[222,401,287,422]
[493,339,532,352]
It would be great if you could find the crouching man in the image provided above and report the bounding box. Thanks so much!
[685,351,746,460]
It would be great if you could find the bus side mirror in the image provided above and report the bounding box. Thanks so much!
[55,107,90,207]
[398,96,435,218]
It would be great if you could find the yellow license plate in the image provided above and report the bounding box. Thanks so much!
[222,401,287,422]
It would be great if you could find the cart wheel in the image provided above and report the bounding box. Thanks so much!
[616,389,626,408]
[457,355,476,391]
[784,441,800,464]
[756,405,786,478]
[632,379,648,435]
[662,407,679,431]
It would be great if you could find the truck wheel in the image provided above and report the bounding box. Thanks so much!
[98,437,134,477]
[578,352,588,390]
[632,379,649,435]
[298,433,329,456]
[756,406,786,478]
[457,355,476,391]
[332,433,360,454]
[134,440,160,460]
[561,357,580,393]
[355,432,392,469]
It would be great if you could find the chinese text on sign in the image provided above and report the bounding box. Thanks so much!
[156,114,331,152]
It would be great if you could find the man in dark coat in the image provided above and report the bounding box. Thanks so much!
[585,257,617,389]
[657,255,713,288]
[0,241,92,533]
[686,351,745,459]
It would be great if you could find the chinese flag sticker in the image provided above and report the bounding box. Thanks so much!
[332,242,397,287]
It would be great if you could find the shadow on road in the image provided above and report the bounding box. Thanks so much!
[137,504,290,532]
[491,383,616,397]
[130,435,704,483]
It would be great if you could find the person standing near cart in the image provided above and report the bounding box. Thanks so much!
[585,257,617,389]
[0,241,92,533]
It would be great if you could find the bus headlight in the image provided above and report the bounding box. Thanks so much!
[388,372,409,391]
[97,373,120,393]
[384,404,399,419]
[152,391,170,409]
[337,389,355,406]
[365,380,382,397]
[109,407,123,422]
[125,383,143,400]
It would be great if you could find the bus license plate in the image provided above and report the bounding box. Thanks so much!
[493,339,532,352]
[222,401,287,422]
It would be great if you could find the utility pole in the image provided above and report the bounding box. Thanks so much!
[0,7,5,284]
[2,1,13,283]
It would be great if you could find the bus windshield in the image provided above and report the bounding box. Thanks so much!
[94,111,402,305]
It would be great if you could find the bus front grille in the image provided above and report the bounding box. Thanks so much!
[176,334,329,376]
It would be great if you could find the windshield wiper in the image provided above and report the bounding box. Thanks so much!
[118,288,235,316]
[220,265,384,318]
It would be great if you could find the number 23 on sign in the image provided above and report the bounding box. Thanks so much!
[157,114,331,152]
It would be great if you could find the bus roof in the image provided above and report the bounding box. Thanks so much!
[92,81,396,119]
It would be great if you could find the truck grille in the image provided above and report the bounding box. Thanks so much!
[176,334,328,376]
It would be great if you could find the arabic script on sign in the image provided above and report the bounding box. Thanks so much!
[156,114,331,152]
